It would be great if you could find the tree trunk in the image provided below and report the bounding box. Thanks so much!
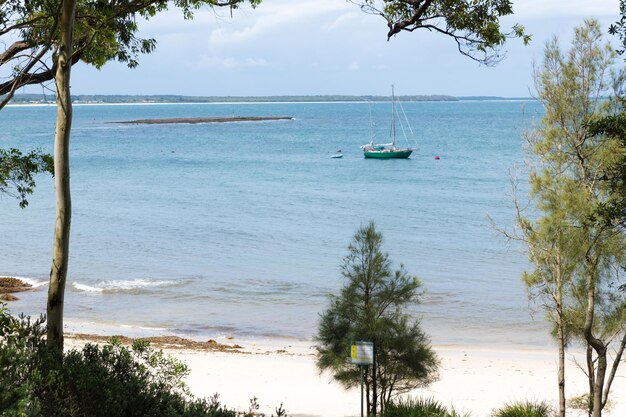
[556,300,566,417]
[582,257,606,417]
[586,344,595,417]
[372,348,377,416]
[552,256,566,417]
[602,333,626,408]
[592,347,607,417]
[365,371,371,417]
[47,0,76,352]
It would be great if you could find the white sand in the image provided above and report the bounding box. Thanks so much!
[168,339,626,417]
[64,335,625,417]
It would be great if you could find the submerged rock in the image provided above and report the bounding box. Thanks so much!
[0,277,33,294]
[0,294,19,301]
[66,333,245,352]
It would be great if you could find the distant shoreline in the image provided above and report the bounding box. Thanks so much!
[113,116,293,125]
[6,93,535,106]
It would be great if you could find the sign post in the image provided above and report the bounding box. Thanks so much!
[351,341,374,417]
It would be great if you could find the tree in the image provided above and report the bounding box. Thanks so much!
[0,0,261,107]
[513,20,626,417]
[1,0,260,351]
[46,0,77,353]
[350,0,530,65]
[316,222,438,416]
[0,148,53,208]
[509,168,579,417]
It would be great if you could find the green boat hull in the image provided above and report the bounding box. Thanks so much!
[363,149,413,159]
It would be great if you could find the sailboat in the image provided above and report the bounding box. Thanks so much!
[361,85,414,159]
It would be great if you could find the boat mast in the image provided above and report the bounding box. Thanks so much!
[368,101,375,145]
[390,84,396,147]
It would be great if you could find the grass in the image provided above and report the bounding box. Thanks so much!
[381,397,470,417]
[491,400,552,417]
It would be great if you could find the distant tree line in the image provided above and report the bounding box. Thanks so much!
[5,93,461,104]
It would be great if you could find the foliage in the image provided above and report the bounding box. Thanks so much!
[585,112,626,229]
[0,0,262,107]
[610,0,626,56]
[316,222,439,415]
[0,304,239,417]
[0,148,53,208]
[381,397,469,417]
[518,19,626,417]
[350,0,530,65]
[595,4,626,229]
[490,401,551,417]
[0,304,47,416]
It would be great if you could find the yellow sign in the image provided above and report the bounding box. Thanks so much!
[350,341,373,365]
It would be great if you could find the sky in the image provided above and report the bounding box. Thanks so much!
[37,0,625,97]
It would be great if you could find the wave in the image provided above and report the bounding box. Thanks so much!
[71,279,180,294]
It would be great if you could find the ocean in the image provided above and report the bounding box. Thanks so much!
[0,100,550,347]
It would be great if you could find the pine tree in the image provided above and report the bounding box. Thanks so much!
[316,222,438,416]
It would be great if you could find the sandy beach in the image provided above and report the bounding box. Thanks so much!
[66,335,626,417]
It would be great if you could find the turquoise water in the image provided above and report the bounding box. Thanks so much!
[0,100,548,346]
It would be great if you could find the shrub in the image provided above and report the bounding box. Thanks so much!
[381,397,470,417]
[0,304,237,417]
[0,304,47,416]
[491,401,552,417]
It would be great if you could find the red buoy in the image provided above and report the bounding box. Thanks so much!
[434,155,440,160]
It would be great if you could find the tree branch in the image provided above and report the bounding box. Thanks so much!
[602,330,626,406]
[0,41,31,65]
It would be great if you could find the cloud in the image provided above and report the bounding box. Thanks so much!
[207,0,352,48]
[513,0,617,19]
[73,0,623,97]
[322,11,362,32]
[191,56,270,69]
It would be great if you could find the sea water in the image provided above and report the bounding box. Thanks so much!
[0,100,550,347]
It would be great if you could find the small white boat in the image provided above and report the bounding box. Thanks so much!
[331,154,343,158]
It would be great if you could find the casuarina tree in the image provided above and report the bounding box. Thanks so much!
[316,222,438,416]
[509,19,626,417]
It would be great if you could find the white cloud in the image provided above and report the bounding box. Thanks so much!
[191,56,269,69]
[207,0,352,48]
[321,11,362,32]
[73,0,624,97]
[513,0,617,19]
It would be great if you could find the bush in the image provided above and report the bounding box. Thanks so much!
[0,304,236,417]
[491,401,552,417]
[0,304,47,416]
[381,397,470,417]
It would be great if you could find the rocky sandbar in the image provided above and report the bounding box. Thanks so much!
[114,116,293,125]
